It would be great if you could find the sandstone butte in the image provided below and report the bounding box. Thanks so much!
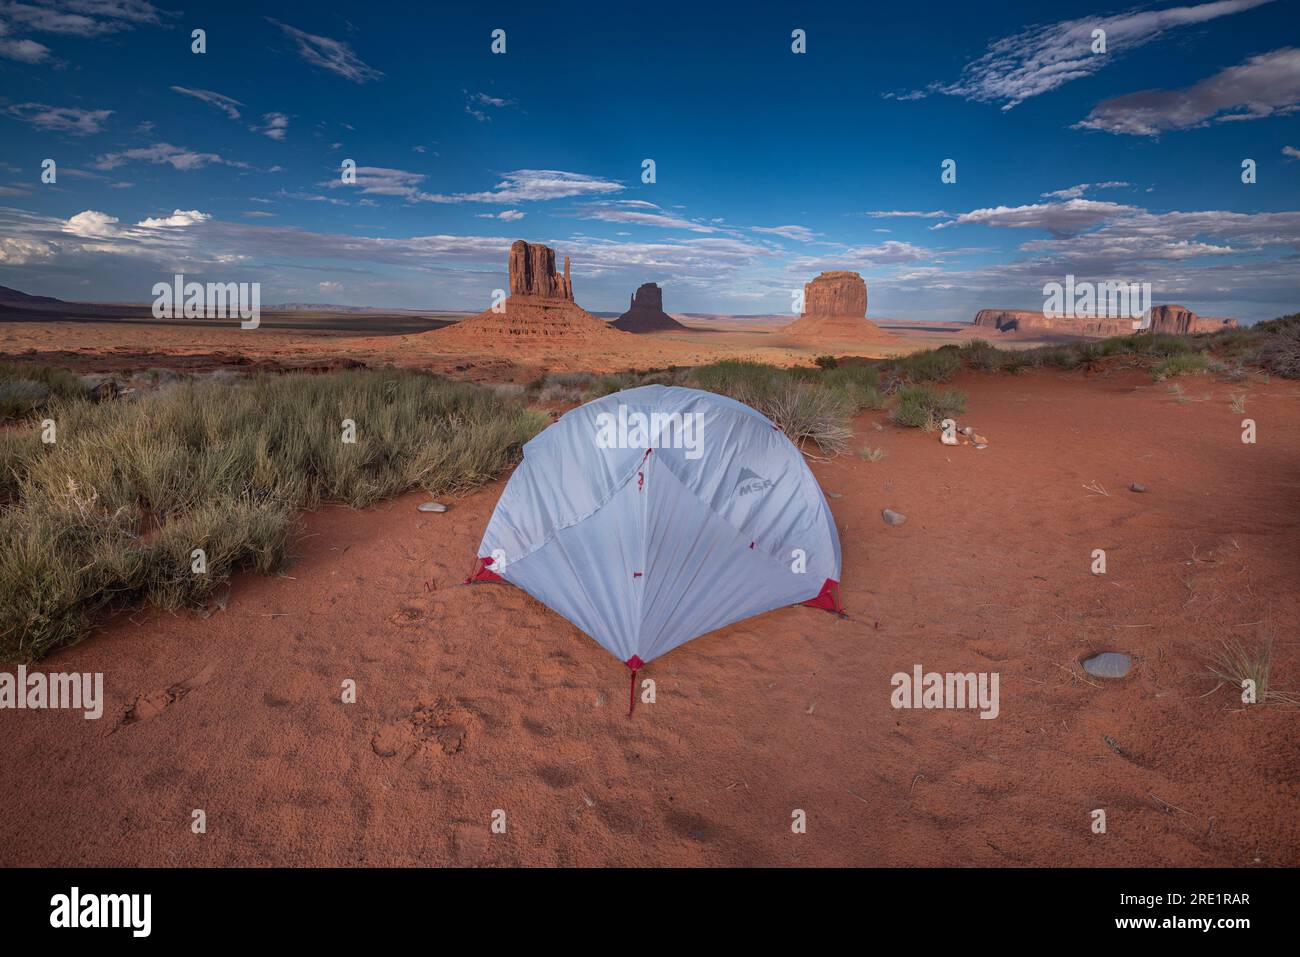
[782,271,896,343]
[432,240,630,344]
[611,282,689,333]
[973,304,1239,338]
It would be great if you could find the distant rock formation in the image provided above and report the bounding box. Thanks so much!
[1147,305,1238,335]
[973,305,1238,338]
[612,283,688,333]
[783,270,895,344]
[508,240,573,301]
[432,240,628,345]
[0,285,62,305]
[803,271,868,319]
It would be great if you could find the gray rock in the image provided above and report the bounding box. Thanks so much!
[1130,483,1147,493]
[417,501,448,513]
[1082,651,1132,679]
[882,508,906,526]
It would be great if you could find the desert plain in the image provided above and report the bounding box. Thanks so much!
[0,283,1297,868]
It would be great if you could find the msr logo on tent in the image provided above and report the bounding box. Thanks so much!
[593,405,705,460]
[735,467,774,497]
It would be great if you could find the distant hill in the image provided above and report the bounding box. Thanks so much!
[0,285,62,305]
[269,302,383,313]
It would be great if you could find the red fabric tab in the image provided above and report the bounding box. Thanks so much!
[465,555,503,584]
[801,578,843,613]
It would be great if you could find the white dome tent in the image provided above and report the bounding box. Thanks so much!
[466,385,843,714]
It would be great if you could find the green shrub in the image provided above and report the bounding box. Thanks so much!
[893,349,962,383]
[959,339,1004,372]
[890,385,967,430]
[1151,352,1209,381]
[689,360,785,404]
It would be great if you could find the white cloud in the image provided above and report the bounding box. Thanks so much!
[1284,145,1300,160]
[259,112,289,140]
[93,142,247,172]
[904,0,1274,110]
[475,210,525,221]
[1040,181,1130,199]
[0,1,171,63]
[463,90,514,122]
[751,225,818,242]
[1075,47,1300,135]
[934,199,1139,236]
[170,86,243,120]
[136,209,211,228]
[0,21,52,62]
[6,102,112,134]
[266,18,382,83]
[578,200,713,232]
[861,210,949,219]
[64,209,121,238]
[0,235,55,264]
[425,169,624,204]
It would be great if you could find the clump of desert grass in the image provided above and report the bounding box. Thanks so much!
[1151,352,1209,381]
[958,339,1006,372]
[686,360,873,455]
[857,445,885,462]
[0,362,91,423]
[1253,313,1300,379]
[0,368,546,660]
[887,347,962,383]
[889,384,967,431]
[1205,637,1299,707]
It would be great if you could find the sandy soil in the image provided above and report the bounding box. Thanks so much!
[2,365,1297,867]
[0,310,967,380]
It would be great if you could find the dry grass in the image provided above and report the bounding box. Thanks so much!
[0,368,546,660]
[1205,637,1299,707]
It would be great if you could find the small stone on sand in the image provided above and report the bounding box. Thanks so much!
[418,501,448,513]
[882,508,906,526]
[1130,483,1147,493]
[1082,651,1132,679]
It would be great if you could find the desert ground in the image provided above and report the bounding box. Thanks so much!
[0,306,982,381]
[1,311,1297,866]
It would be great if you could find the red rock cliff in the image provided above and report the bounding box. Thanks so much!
[802,271,867,318]
[508,240,574,301]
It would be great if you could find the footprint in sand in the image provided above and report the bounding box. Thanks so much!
[449,822,490,866]
[116,663,216,730]
[387,602,429,627]
[371,699,478,760]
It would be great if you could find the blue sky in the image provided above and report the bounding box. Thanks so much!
[0,0,1297,322]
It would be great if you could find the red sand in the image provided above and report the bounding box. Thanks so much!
[1,367,1298,866]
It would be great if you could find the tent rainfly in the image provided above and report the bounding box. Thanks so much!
[466,385,843,714]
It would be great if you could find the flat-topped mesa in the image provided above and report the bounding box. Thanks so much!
[802,271,867,318]
[1147,304,1238,335]
[612,282,688,333]
[973,305,1239,337]
[508,240,574,302]
[784,270,894,345]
